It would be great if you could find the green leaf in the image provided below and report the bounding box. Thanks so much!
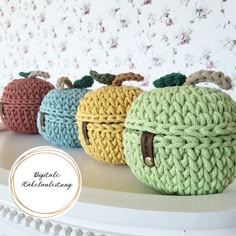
[19,71,31,78]
[89,70,116,85]
[153,73,186,88]
[74,75,94,88]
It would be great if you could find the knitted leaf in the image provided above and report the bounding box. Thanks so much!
[89,70,116,85]
[19,71,31,78]
[153,73,186,88]
[74,75,94,88]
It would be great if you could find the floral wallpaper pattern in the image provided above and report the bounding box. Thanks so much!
[0,0,236,97]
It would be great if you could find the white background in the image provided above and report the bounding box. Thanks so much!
[0,0,235,95]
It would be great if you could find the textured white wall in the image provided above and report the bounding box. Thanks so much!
[0,0,236,96]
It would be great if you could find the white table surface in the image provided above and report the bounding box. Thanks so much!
[1,127,236,236]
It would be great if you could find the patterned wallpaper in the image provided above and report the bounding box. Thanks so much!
[0,0,236,97]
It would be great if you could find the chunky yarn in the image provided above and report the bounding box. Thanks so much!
[76,71,144,165]
[28,70,50,79]
[56,76,73,90]
[124,85,236,195]
[112,72,144,86]
[38,76,93,147]
[74,75,94,88]
[153,72,186,88]
[0,71,54,134]
[184,70,232,90]
[19,71,31,78]
[89,70,116,85]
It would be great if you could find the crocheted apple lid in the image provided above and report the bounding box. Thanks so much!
[0,71,54,134]
[124,70,236,195]
[76,70,144,165]
[37,76,93,147]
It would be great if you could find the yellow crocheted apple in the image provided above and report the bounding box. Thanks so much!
[76,70,144,165]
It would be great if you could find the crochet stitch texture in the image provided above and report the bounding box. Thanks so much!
[0,75,54,134]
[153,72,186,88]
[38,85,91,147]
[76,73,143,164]
[124,86,236,195]
[184,70,232,89]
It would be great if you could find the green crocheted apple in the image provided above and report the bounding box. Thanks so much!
[124,70,236,195]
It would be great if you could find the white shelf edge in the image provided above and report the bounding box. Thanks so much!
[1,168,236,232]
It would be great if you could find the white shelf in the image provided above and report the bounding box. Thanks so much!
[1,130,236,236]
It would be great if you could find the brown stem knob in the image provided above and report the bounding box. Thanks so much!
[28,70,50,79]
[184,70,232,90]
[56,77,73,89]
[112,72,144,86]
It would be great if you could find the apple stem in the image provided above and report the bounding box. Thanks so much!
[56,77,73,89]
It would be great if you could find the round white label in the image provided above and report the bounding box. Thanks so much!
[9,146,82,218]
